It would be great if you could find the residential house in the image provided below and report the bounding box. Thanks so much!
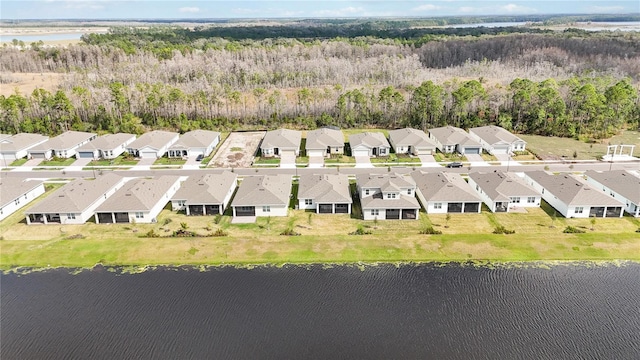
[349,132,391,157]
[469,125,526,154]
[0,133,49,162]
[167,130,221,158]
[259,129,302,157]
[523,171,624,218]
[427,126,482,155]
[95,175,182,224]
[298,174,352,214]
[231,175,292,217]
[411,171,482,213]
[171,171,237,215]
[305,128,344,157]
[27,131,97,159]
[25,173,126,224]
[388,128,437,155]
[584,170,640,217]
[0,178,45,221]
[75,133,137,159]
[468,171,541,212]
[126,130,179,158]
[356,173,420,220]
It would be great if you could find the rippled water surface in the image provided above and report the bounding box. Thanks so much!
[2,264,640,359]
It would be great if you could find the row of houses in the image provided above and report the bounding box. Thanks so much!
[258,125,526,159]
[0,130,221,161]
[6,169,637,226]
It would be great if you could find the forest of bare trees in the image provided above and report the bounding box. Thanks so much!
[0,27,638,140]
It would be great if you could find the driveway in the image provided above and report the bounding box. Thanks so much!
[308,155,324,168]
[66,157,92,171]
[210,132,265,168]
[134,158,156,170]
[183,155,202,170]
[355,156,373,168]
[418,155,440,168]
[465,154,488,166]
[280,153,296,169]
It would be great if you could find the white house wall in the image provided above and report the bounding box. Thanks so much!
[255,205,288,217]
[585,177,640,217]
[0,183,46,221]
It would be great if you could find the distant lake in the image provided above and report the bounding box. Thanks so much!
[446,22,527,28]
[2,264,640,359]
[0,33,85,43]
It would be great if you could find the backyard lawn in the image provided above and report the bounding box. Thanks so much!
[520,130,640,160]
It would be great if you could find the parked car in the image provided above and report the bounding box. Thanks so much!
[446,162,463,168]
[195,154,204,161]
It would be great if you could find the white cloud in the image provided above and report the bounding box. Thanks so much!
[413,4,443,12]
[499,4,536,13]
[586,5,624,13]
[458,6,477,13]
[179,7,200,13]
[458,3,536,14]
[314,6,363,17]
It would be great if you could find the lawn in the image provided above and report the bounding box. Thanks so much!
[9,158,28,166]
[153,157,186,165]
[88,155,139,166]
[253,157,280,165]
[370,153,422,165]
[433,152,467,162]
[324,155,355,164]
[39,158,76,166]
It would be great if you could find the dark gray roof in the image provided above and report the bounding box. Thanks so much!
[469,171,539,202]
[388,128,436,149]
[298,174,352,204]
[26,173,123,214]
[170,130,221,150]
[585,170,640,204]
[525,171,624,206]
[349,132,390,148]
[428,126,480,147]
[261,129,302,149]
[0,133,49,152]
[172,171,237,205]
[77,133,136,151]
[411,171,482,202]
[96,175,181,212]
[232,175,292,207]
[306,128,344,150]
[127,130,178,150]
[30,131,96,152]
[0,178,44,208]
[469,126,524,145]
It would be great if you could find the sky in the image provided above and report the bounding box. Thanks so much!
[2,1,639,20]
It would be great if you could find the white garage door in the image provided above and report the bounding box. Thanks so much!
[140,151,157,158]
[307,149,324,157]
[492,147,509,154]
[77,151,95,158]
[353,149,370,157]
[414,148,433,155]
[464,147,481,155]
[31,152,47,159]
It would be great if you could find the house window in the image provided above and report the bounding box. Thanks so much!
[379,149,386,155]
[67,213,76,219]
[178,200,186,207]
[365,189,370,196]
[14,199,20,205]
[575,207,584,214]
[263,206,271,212]
[304,199,312,205]
[510,197,521,203]
[434,203,442,209]
[370,209,379,216]
[476,185,479,190]
[386,193,396,199]
[407,189,412,195]
[527,197,536,203]
[135,212,144,219]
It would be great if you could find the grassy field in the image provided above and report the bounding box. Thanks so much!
[2,189,639,270]
[520,130,640,160]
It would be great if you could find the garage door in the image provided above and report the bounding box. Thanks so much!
[492,147,509,154]
[31,152,47,159]
[464,147,481,155]
[140,151,157,158]
[353,149,370,157]
[414,148,433,155]
[308,149,324,157]
[78,151,95,158]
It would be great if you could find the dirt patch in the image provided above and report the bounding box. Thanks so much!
[211,131,265,168]
[0,72,65,97]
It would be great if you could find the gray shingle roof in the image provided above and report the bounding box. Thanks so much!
[306,128,344,150]
[360,195,420,209]
[356,172,415,190]
[26,173,123,214]
[526,171,624,206]
[172,171,237,205]
[428,126,480,147]
[261,129,302,150]
[76,133,136,151]
[349,132,390,149]
[30,131,96,151]
[96,175,181,212]
[411,171,482,202]
[585,170,640,204]
[388,128,436,149]
[298,174,352,204]
[232,175,292,207]
[169,130,221,150]
[0,133,49,152]
[469,126,524,145]
[127,130,178,151]
[469,171,539,202]
[0,178,44,208]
